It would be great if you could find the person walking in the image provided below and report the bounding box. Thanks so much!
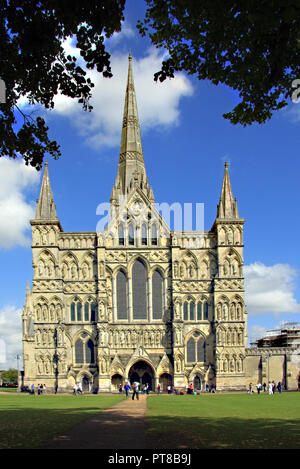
[277,381,282,393]
[268,381,273,394]
[124,382,130,398]
[157,384,161,395]
[132,381,139,400]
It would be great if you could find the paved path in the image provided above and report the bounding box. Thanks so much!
[40,395,147,449]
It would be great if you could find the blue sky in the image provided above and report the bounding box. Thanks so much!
[1,1,300,368]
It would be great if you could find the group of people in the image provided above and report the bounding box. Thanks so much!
[73,382,83,395]
[118,381,150,399]
[248,380,282,394]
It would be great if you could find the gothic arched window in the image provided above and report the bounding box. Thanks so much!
[84,298,96,322]
[85,338,95,364]
[75,334,95,364]
[186,332,206,363]
[118,223,125,246]
[152,269,163,320]
[141,223,148,245]
[75,338,84,363]
[117,270,128,320]
[128,222,135,246]
[132,259,147,320]
[151,223,158,246]
[203,301,209,320]
[197,302,202,321]
[71,297,82,322]
[187,337,196,362]
[183,297,195,321]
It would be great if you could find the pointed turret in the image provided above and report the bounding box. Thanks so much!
[31,162,62,230]
[115,54,149,197]
[216,162,239,219]
[25,280,31,310]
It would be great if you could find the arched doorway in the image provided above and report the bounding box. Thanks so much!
[128,361,155,391]
[193,375,201,391]
[159,373,172,391]
[111,373,123,390]
[82,375,90,392]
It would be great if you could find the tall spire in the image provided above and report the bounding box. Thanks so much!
[32,162,62,229]
[115,54,149,197]
[216,162,239,219]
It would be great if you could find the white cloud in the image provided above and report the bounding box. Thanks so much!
[0,305,22,369]
[244,262,300,317]
[0,158,40,249]
[51,46,193,149]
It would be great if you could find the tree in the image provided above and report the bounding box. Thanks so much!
[1,1,299,169]
[0,0,125,169]
[138,0,300,126]
[1,369,18,385]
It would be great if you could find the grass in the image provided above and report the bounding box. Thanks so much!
[0,393,125,449]
[145,392,300,449]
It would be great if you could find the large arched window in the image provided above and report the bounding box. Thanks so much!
[186,332,206,363]
[75,333,95,364]
[152,269,163,320]
[117,270,128,320]
[71,297,82,322]
[132,259,147,320]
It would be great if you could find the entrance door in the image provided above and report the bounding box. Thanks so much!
[82,375,90,392]
[128,361,154,390]
[193,375,201,391]
[159,373,172,391]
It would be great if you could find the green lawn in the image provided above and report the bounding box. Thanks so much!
[0,393,125,449]
[146,393,300,449]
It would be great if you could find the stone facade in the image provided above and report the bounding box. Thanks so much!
[23,55,298,393]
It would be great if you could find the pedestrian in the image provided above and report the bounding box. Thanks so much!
[31,384,35,395]
[256,383,261,394]
[78,382,82,394]
[263,382,266,393]
[157,384,161,395]
[272,381,276,393]
[268,381,273,394]
[167,384,172,394]
[73,383,78,395]
[55,383,58,394]
[145,383,149,394]
[119,383,123,394]
[132,381,139,400]
[248,383,253,393]
[277,381,282,393]
[124,382,130,398]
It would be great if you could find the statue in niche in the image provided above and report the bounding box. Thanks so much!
[174,302,181,320]
[226,230,233,244]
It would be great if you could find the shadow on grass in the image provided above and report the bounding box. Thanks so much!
[145,415,300,449]
[0,395,127,449]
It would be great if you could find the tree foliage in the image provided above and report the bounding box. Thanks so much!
[138,0,300,126]
[0,0,125,169]
[1,0,299,169]
[1,369,18,385]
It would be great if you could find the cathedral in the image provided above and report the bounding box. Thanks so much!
[22,55,248,393]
